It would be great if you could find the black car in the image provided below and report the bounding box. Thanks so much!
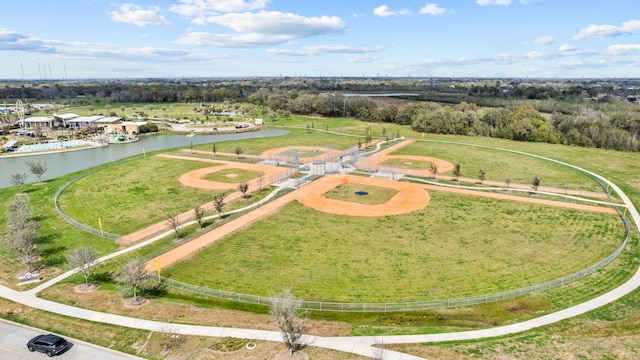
[27,334,68,357]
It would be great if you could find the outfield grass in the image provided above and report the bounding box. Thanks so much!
[57,156,218,234]
[391,140,605,192]
[163,190,623,302]
[193,127,360,155]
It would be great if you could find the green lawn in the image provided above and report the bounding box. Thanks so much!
[391,140,605,192]
[324,184,398,205]
[202,168,264,183]
[163,191,624,303]
[57,156,218,234]
[381,157,432,170]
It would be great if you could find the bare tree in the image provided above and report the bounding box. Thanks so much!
[532,175,541,194]
[26,160,47,184]
[5,194,38,272]
[193,204,206,228]
[234,146,243,159]
[212,143,217,156]
[238,181,249,198]
[478,168,486,185]
[119,259,149,304]
[67,247,97,286]
[505,176,512,191]
[258,175,264,190]
[9,173,27,193]
[166,213,180,239]
[213,192,226,219]
[270,289,309,357]
[429,163,438,179]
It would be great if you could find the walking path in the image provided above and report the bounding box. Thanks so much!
[1,139,638,360]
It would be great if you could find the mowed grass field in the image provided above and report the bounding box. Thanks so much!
[57,156,219,234]
[391,140,606,193]
[163,191,624,303]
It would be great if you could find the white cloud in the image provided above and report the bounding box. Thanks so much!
[176,32,291,47]
[573,19,640,40]
[530,36,555,45]
[199,11,345,37]
[476,0,512,6]
[109,4,171,27]
[349,56,378,63]
[558,44,576,52]
[268,44,383,56]
[170,0,269,17]
[604,44,640,55]
[419,4,447,16]
[373,5,410,17]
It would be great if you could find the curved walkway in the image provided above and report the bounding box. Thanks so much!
[0,138,639,360]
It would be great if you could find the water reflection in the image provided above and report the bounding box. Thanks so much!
[0,130,289,189]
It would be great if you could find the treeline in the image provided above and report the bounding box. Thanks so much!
[248,89,640,152]
[2,78,639,151]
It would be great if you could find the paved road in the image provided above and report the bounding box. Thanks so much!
[0,319,143,360]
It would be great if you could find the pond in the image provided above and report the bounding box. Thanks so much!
[0,130,289,189]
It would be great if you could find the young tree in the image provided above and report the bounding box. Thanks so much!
[26,160,47,183]
[212,143,217,156]
[532,175,541,194]
[5,194,38,273]
[193,204,206,228]
[429,163,438,179]
[119,259,149,304]
[234,146,243,159]
[9,173,27,193]
[238,181,249,198]
[270,289,309,357]
[166,213,180,239]
[505,176,512,191]
[453,162,461,181]
[213,192,226,219]
[478,168,486,185]
[67,247,97,286]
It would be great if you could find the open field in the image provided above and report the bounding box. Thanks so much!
[390,140,607,192]
[57,156,219,234]
[162,191,623,302]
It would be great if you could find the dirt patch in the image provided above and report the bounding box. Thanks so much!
[225,174,239,178]
[275,350,308,360]
[124,297,149,308]
[74,283,99,293]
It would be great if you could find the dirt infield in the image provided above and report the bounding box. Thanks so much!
[296,175,430,217]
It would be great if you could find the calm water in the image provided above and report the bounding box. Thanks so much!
[0,130,289,189]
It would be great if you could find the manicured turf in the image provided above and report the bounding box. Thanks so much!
[57,156,217,234]
[324,184,398,205]
[391,140,605,192]
[202,168,264,183]
[163,191,624,302]
[381,157,432,170]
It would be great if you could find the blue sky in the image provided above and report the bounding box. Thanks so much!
[1,0,639,79]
